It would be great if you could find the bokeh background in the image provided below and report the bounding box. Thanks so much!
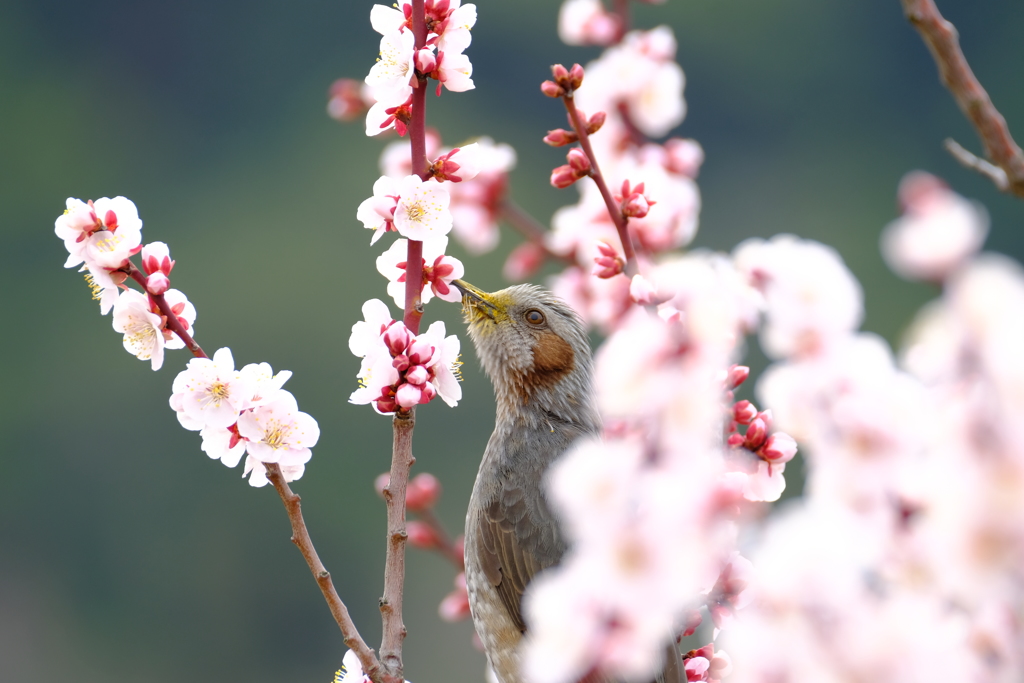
[2,1,1023,681]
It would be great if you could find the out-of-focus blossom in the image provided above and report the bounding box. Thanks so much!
[447,137,516,254]
[558,0,620,46]
[376,236,465,308]
[328,78,375,122]
[503,242,546,282]
[574,27,685,138]
[882,171,988,282]
[734,234,862,359]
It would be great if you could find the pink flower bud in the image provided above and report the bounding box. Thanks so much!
[664,138,705,178]
[681,610,703,638]
[396,382,423,408]
[551,63,569,81]
[407,338,435,366]
[145,271,170,295]
[726,434,745,447]
[374,472,391,497]
[384,323,412,355]
[732,400,757,425]
[630,274,656,303]
[743,417,767,451]
[438,584,471,622]
[757,409,773,432]
[684,656,709,682]
[567,63,584,90]
[760,432,797,464]
[407,472,442,511]
[543,128,578,147]
[503,242,546,282]
[415,48,436,74]
[407,520,440,548]
[726,364,750,389]
[392,354,410,372]
[141,242,174,276]
[541,80,565,98]
[586,111,606,134]
[593,242,624,279]
[419,382,436,404]
[551,164,579,189]
[567,148,591,173]
[453,534,465,558]
[406,364,429,385]
[622,192,650,218]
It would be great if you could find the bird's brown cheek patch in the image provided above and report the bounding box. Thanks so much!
[524,331,575,393]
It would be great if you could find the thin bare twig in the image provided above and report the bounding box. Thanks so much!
[901,0,1024,197]
[943,138,1009,191]
[265,463,385,682]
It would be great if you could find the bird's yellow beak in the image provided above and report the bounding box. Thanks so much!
[453,279,502,324]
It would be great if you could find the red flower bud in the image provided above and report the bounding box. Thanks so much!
[541,80,565,98]
[406,472,442,511]
[551,164,579,189]
[407,520,440,549]
[567,147,591,173]
[543,128,578,147]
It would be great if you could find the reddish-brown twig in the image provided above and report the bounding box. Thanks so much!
[265,463,385,682]
[901,0,1024,197]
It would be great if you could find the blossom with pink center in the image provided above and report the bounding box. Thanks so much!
[111,288,195,371]
[380,130,443,179]
[356,176,401,244]
[558,0,621,46]
[413,320,462,407]
[734,234,862,359]
[376,236,465,308]
[236,389,319,466]
[365,87,413,137]
[429,50,474,94]
[393,174,453,240]
[55,196,142,270]
[881,171,988,283]
[429,142,481,183]
[170,347,256,429]
[434,1,477,55]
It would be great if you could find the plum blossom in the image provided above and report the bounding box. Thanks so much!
[376,236,465,308]
[365,30,416,96]
[170,348,255,429]
[733,234,862,359]
[558,0,620,46]
[365,87,413,137]
[236,389,319,466]
[356,176,401,244]
[446,137,516,254]
[393,174,453,239]
[881,171,988,282]
[574,27,686,138]
[242,456,306,488]
[111,288,196,371]
[55,196,142,270]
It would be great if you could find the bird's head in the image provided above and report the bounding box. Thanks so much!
[453,279,599,428]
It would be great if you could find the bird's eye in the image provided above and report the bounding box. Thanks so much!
[525,309,545,325]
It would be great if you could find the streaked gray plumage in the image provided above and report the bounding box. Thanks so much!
[455,280,682,683]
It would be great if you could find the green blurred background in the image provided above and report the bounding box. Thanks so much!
[2,1,1023,681]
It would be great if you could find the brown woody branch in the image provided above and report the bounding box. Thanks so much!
[265,463,385,682]
[901,0,1024,197]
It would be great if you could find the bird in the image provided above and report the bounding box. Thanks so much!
[453,278,682,683]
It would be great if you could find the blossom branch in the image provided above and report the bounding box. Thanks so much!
[901,0,1024,197]
[562,88,640,274]
[126,262,207,359]
[265,462,385,682]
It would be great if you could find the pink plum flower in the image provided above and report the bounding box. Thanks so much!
[170,347,256,429]
[558,0,621,46]
[375,236,465,308]
[111,289,196,371]
[356,176,401,244]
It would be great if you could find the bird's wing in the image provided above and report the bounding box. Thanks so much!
[473,482,565,633]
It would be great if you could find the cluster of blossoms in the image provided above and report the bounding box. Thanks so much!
[349,299,461,413]
[55,197,197,370]
[55,199,320,486]
[170,348,317,487]
[364,0,476,136]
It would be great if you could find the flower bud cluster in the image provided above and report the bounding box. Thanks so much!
[349,299,461,413]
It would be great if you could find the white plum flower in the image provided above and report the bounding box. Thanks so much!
[417,320,462,407]
[376,236,464,308]
[349,298,396,358]
[170,348,255,429]
[112,289,167,370]
[200,425,247,468]
[435,50,474,93]
[55,196,142,270]
[236,390,320,466]
[366,30,416,97]
[240,361,293,407]
[435,1,477,55]
[394,174,453,240]
[881,171,988,282]
[242,455,305,488]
